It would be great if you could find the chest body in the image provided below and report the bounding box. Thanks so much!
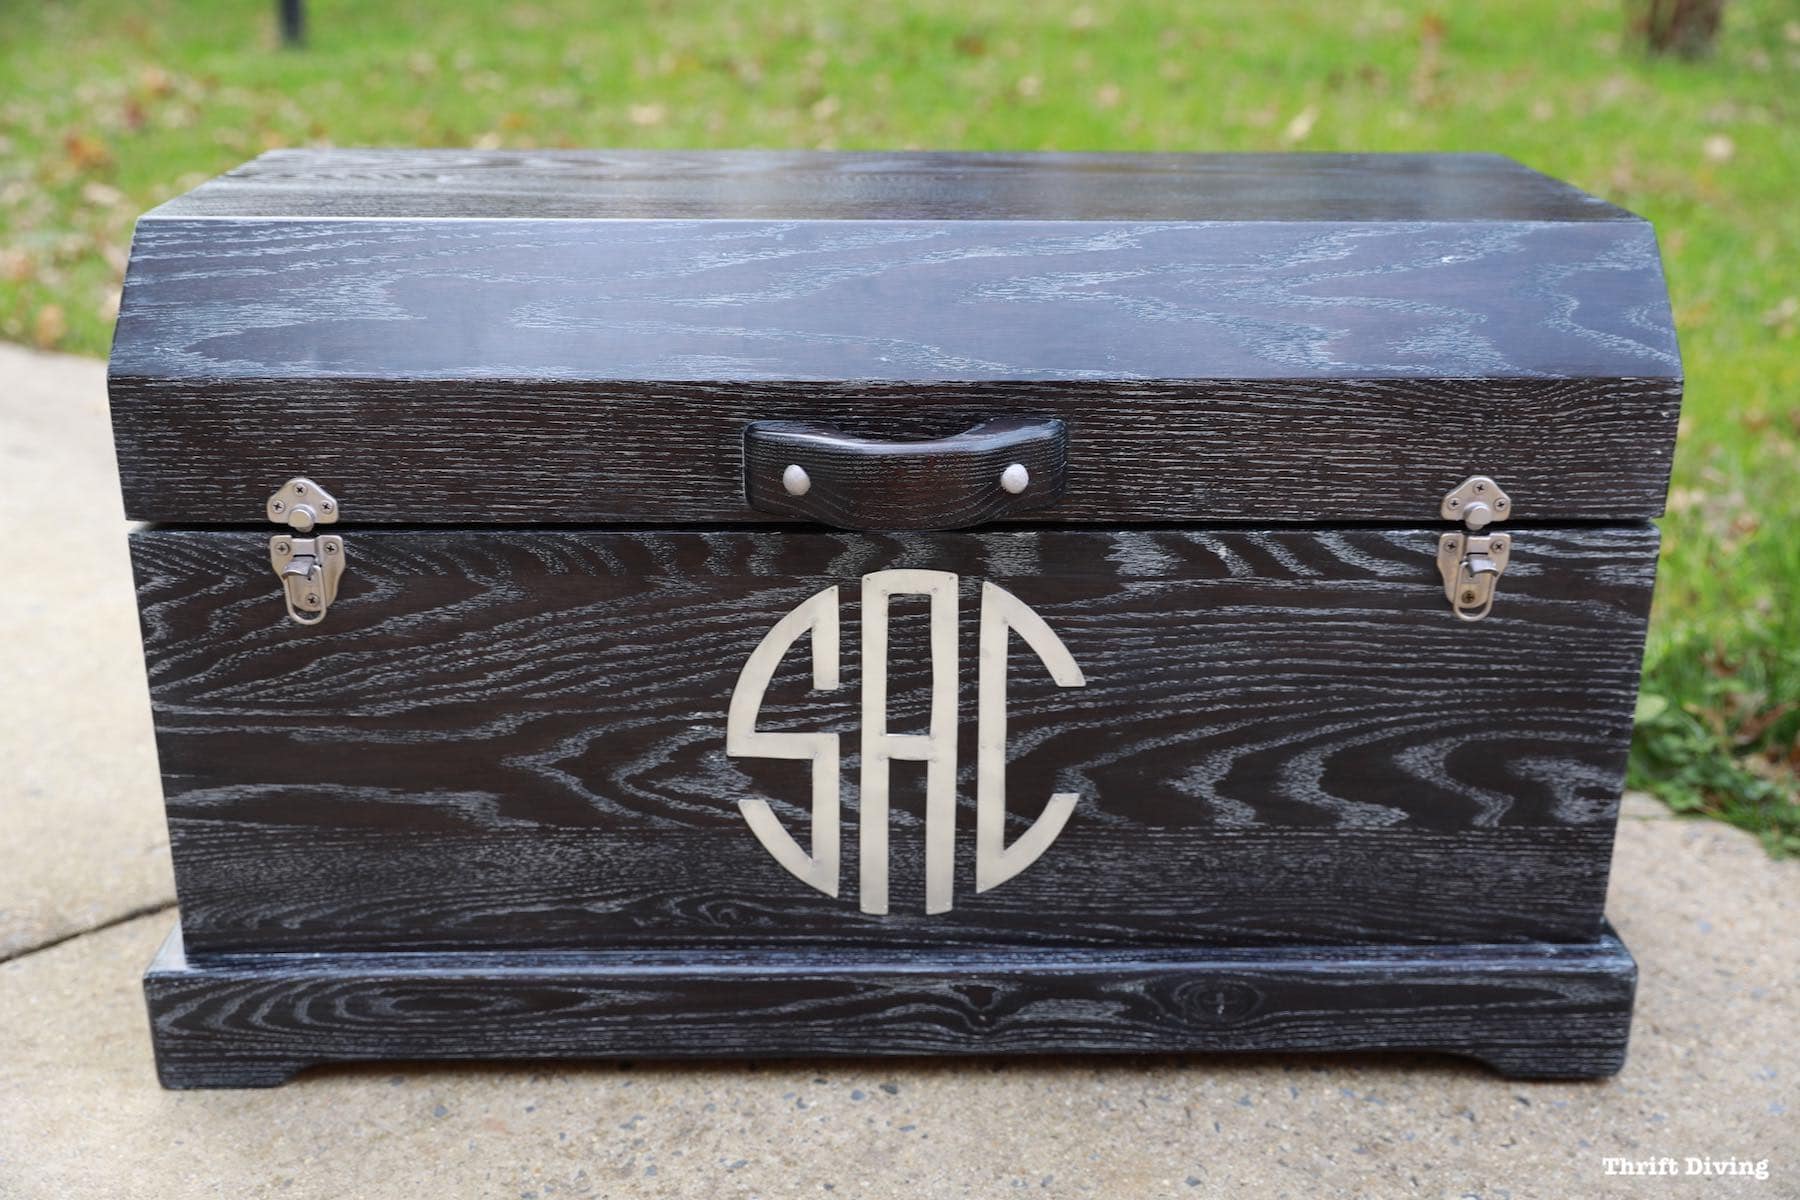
[112,150,1680,1086]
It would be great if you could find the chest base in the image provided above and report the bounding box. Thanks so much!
[143,923,1635,1088]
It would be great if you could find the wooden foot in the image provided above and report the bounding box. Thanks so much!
[1465,1044,1630,1081]
[153,1054,309,1091]
[143,923,1636,1088]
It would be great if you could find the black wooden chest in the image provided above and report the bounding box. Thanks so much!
[110,150,1681,1087]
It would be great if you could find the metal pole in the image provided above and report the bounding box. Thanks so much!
[279,0,305,47]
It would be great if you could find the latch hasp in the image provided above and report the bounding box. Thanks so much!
[1437,476,1512,622]
[267,477,344,625]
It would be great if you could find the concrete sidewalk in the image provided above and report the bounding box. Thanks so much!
[1,344,1794,1198]
[0,344,170,960]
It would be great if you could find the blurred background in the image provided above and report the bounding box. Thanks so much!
[2,0,1794,852]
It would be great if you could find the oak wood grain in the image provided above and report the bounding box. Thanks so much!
[109,152,1682,526]
[142,923,1638,1087]
[110,375,1681,525]
[151,150,1644,223]
[131,526,1657,954]
[110,212,1678,386]
[114,153,1673,1086]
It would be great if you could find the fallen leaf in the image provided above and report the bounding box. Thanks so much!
[1095,83,1123,109]
[1702,133,1735,163]
[1597,74,1632,103]
[33,304,67,349]
[63,132,112,171]
[0,247,32,283]
[81,180,125,208]
[1665,486,1704,513]
[139,65,174,96]
[628,102,666,127]
[1281,104,1319,145]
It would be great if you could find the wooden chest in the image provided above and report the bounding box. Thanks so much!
[111,150,1680,1087]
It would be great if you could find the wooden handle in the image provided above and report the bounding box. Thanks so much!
[744,418,1068,530]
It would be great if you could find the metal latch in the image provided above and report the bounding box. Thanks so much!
[267,477,344,625]
[1436,475,1511,622]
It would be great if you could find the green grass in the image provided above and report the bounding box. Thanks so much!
[2,0,1795,849]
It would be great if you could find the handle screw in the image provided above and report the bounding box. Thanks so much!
[1000,463,1030,495]
[782,464,811,497]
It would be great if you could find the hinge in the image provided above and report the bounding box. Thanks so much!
[1436,475,1511,622]
[267,477,344,625]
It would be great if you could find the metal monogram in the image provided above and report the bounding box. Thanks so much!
[727,570,1086,915]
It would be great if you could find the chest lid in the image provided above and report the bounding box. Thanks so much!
[108,150,1681,527]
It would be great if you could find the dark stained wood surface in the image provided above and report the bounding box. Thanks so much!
[110,376,1681,525]
[117,153,1671,1086]
[143,923,1639,1087]
[132,526,1657,955]
[148,150,1645,223]
[110,214,1679,385]
[109,151,1682,526]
